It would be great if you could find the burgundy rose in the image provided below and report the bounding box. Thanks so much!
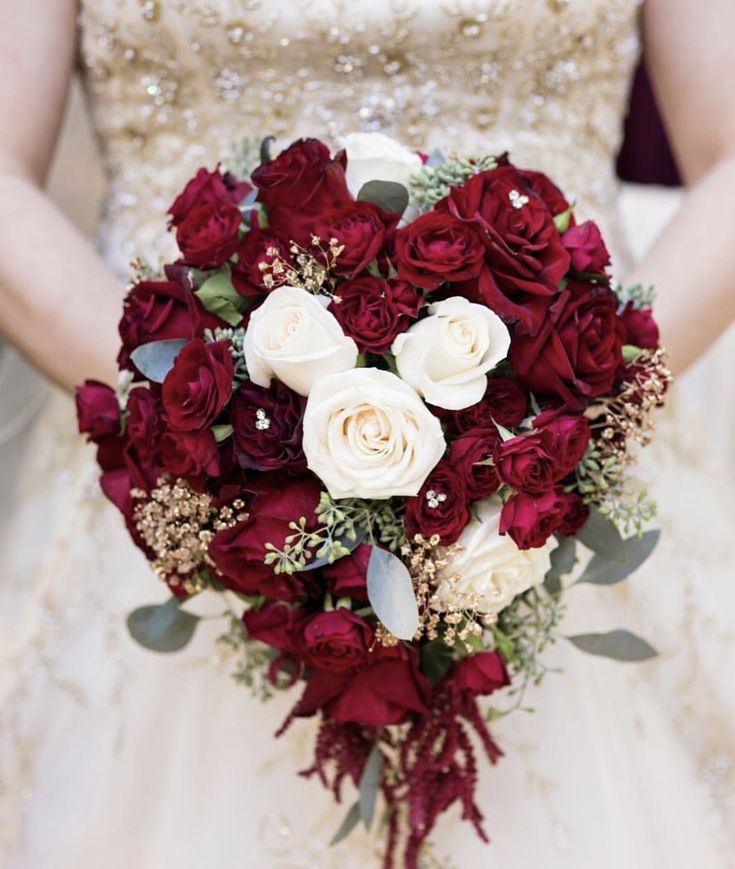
[441,166,570,333]
[452,651,509,696]
[447,427,501,500]
[494,432,561,496]
[394,211,486,291]
[562,220,610,275]
[499,488,567,549]
[405,460,471,545]
[168,165,251,227]
[242,603,309,656]
[557,491,590,537]
[76,380,120,441]
[162,339,234,431]
[518,165,572,217]
[160,428,221,480]
[301,610,373,673]
[446,376,528,433]
[175,201,242,269]
[329,276,422,354]
[230,378,306,472]
[619,302,660,349]
[321,544,371,601]
[231,229,293,298]
[509,280,625,408]
[125,387,163,455]
[315,201,398,277]
[533,408,590,476]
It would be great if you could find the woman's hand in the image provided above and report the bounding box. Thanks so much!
[0,0,122,391]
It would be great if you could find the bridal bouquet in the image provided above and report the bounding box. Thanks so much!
[77,134,670,866]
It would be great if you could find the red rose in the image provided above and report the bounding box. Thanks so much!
[231,229,293,298]
[76,380,120,441]
[509,280,625,408]
[242,603,309,656]
[160,428,221,480]
[562,220,610,275]
[394,211,485,291]
[329,276,422,354]
[168,165,251,227]
[518,166,572,217]
[619,302,660,349]
[447,427,501,500]
[301,610,373,673]
[175,201,242,269]
[557,491,590,537]
[316,201,398,278]
[533,408,590,475]
[162,339,234,431]
[405,460,471,545]
[452,651,509,696]
[208,475,321,600]
[230,379,306,472]
[322,544,371,601]
[499,488,566,549]
[125,387,163,456]
[494,432,562,496]
[252,138,352,245]
[445,376,528,433]
[441,166,570,333]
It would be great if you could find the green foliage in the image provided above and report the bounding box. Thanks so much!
[567,629,657,662]
[217,613,284,702]
[195,270,251,327]
[409,155,497,210]
[366,546,419,641]
[126,597,200,653]
[357,180,409,215]
[204,326,249,382]
[614,282,657,311]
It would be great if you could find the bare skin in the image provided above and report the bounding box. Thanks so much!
[0,0,733,392]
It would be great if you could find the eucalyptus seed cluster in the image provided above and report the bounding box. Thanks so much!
[204,326,248,380]
[409,155,497,210]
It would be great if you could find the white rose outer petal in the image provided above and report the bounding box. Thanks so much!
[243,285,358,396]
[339,131,422,198]
[302,367,447,500]
[433,497,557,616]
[392,296,511,411]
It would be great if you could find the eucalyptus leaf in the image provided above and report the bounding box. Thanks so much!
[567,629,657,662]
[576,530,660,586]
[357,180,409,215]
[130,339,188,383]
[195,270,247,327]
[329,801,361,847]
[426,149,446,168]
[359,745,383,829]
[575,507,625,562]
[366,546,419,641]
[546,536,577,582]
[126,597,200,653]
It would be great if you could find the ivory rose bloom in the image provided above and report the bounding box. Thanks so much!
[392,297,511,410]
[302,368,446,499]
[432,497,556,616]
[244,285,358,396]
[339,132,422,197]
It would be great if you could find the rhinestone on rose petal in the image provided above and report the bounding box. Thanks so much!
[425,490,447,509]
[255,409,271,431]
[509,189,530,209]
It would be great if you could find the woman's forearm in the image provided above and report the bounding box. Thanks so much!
[0,169,121,391]
[624,155,735,376]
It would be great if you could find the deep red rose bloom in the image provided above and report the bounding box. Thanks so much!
[168,165,251,227]
[452,651,510,696]
[619,301,660,349]
[517,165,572,217]
[499,488,567,549]
[230,379,306,472]
[301,610,374,673]
[329,276,422,354]
[405,460,471,545]
[231,229,293,297]
[447,427,501,500]
[562,220,610,275]
[444,376,528,433]
[160,428,221,480]
[208,475,321,600]
[494,432,562,496]
[242,603,309,656]
[295,644,432,726]
[316,201,398,278]
[557,491,590,537]
[175,201,242,269]
[441,166,570,333]
[162,338,234,431]
[533,408,590,476]
[252,138,352,245]
[394,211,486,291]
[321,543,371,601]
[125,388,163,456]
[509,280,625,408]
[76,380,120,441]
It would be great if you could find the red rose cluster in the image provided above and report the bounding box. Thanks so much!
[76,137,664,869]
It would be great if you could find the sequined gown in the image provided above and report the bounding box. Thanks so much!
[1,2,734,867]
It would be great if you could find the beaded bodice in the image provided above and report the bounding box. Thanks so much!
[77,0,642,275]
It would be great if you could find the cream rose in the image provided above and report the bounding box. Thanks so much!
[302,367,446,499]
[391,296,511,410]
[432,497,556,616]
[339,131,423,198]
[243,285,358,396]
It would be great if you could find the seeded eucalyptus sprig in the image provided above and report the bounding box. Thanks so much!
[409,154,497,210]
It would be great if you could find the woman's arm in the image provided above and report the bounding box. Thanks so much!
[627,0,735,375]
[0,0,122,391]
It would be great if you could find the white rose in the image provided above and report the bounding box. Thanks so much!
[391,297,511,410]
[302,367,446,500]
[339,132,423,198]
[432,497,556,616]
[243,285,358,396]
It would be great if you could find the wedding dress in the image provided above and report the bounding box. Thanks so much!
[1,1,734,867]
